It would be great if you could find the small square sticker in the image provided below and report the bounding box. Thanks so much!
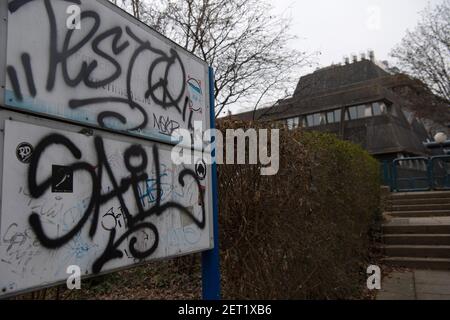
[52,165,73,193]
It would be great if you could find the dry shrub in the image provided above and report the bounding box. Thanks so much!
[218,120,381,299]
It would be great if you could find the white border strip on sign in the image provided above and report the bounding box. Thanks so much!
[0,0,8,237]
[0,0,7,107]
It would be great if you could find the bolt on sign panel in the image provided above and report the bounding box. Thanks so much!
[0,116,213,297]
[3,0,210,144]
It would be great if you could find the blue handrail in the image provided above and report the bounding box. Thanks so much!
[390,155,450,192]
[392,157,430,192]
[430,155,450,190]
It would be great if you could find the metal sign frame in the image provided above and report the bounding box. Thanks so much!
[201,67,221,300]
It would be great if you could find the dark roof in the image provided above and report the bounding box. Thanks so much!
[229,59,450,159]
[293,59,390,98]
[234,60,449,126]
[233,60,392,121]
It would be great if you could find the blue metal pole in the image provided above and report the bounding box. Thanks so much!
[392,160,398,192]
[428,158,433,190]
[201,66,221,300]
[381,160,389,187]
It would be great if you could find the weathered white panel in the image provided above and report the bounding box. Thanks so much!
[0,116,212,297]
[4,0,210,143]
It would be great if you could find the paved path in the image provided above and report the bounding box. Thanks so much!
[377,270,450,300]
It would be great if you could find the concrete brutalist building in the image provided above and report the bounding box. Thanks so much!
[233,53,450,163]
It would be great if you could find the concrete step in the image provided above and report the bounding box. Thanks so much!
[389,191,450,201]
[383,245,450,258]
[388,198,450,206]
[385,210,450,218]
[382,257,450,270]
[383,234,450,246]
[389,204,450,212]
[383,224,450,235]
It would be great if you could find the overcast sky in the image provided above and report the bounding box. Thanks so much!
[272,0,443,69]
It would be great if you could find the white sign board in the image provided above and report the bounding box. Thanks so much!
[3,0,210,143]
[0,113,213,297]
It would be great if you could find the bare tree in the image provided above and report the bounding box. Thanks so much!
[111,0,142,19]
[110,0,316,117]
[390,1,450,101]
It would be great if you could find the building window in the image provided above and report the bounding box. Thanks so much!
[346,103,383,120]
[297,102,388,128]
[327,111,334,124]
[286,117,300,130]
[307,114,314,127]
[334,109,342,122]
[302,113,326,127]
[356,105,366,118]
[364,105,373,117]
[326,109,342,123]
[354,104,373,118]
[302,117,308,128]
[303,109,343,127]
[320,113,327,125]
[313,113,321,126]
[372,102,387,116]
[286,118,294,130]
[348,106,357,120]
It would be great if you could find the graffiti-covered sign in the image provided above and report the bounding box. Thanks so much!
[0,0,216,297]
[2,0,210,143]
[0,113,213,297]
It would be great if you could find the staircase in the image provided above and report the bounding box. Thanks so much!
[382,191,450,270]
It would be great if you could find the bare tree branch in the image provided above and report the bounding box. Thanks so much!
[110,0,317,117]
[390,1,450,101]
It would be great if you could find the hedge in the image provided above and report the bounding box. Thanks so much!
[218,120,381,299]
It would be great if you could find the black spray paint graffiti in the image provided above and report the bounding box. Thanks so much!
[27,133,206,274]
[7,0,196,132]
[153,114,180,136]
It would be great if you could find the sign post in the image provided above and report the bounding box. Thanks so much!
[201,67,221,300]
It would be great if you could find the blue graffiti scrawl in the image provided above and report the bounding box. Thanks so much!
[187,78,204,113]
